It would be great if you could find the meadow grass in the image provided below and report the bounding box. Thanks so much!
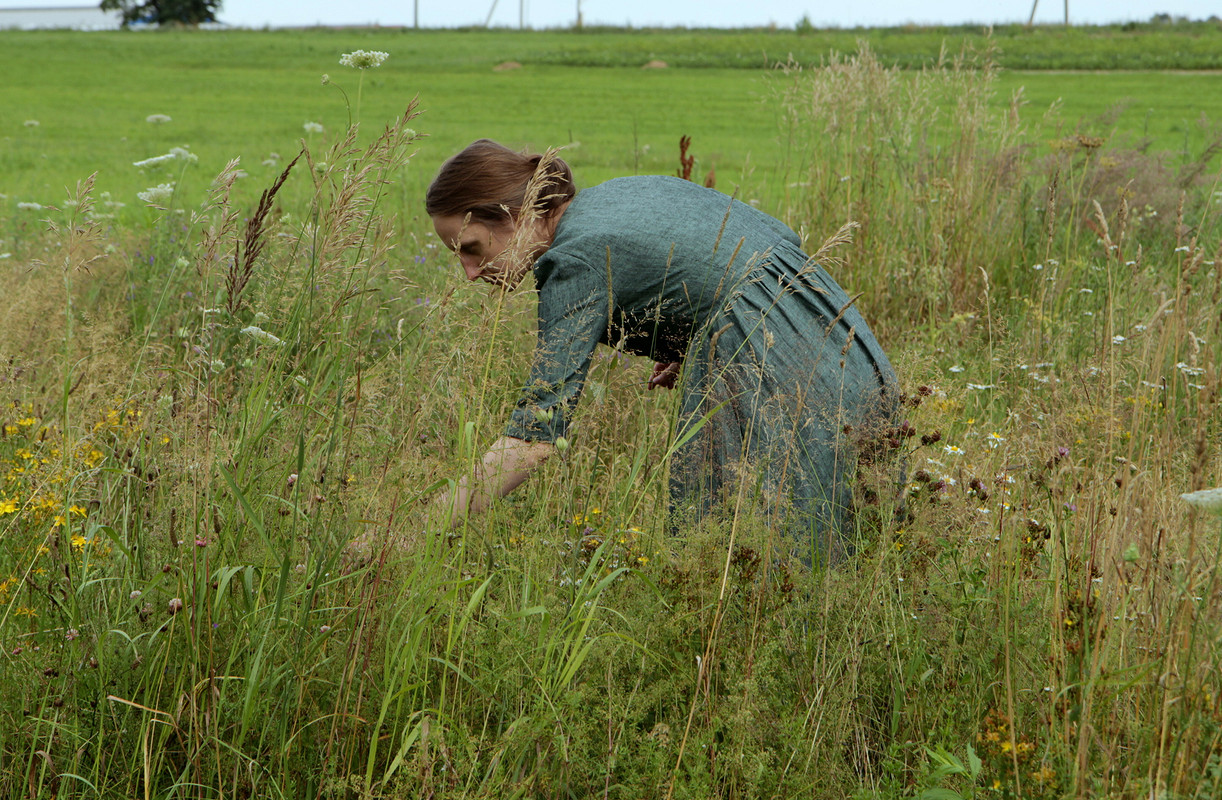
[1,28,1221,800]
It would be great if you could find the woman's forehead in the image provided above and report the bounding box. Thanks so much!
[432,214,484,247]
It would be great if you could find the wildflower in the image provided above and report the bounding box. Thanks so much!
[129,590,142,600]
[168,598,184,614]
[71,534,87,549]
[133,154,172,169]
[1180,487,1222,515]
[145,114,172,124]
[944,444,964,455]
[986,432,1005,448]
[24,119,40,127]
[0,497,17,515]
[319,625,331,633]
[1111,335,1126,345]
[303,121,324,134]
[320,73,330,85]
[17,202,43,211]
[137,183,175,205]
[240,325,285,346]
[65,628,79,641]
[948,365,965,373]
[340,50,389,69]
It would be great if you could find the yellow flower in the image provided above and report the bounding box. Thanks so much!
[70,505,87,517]
[3,424,18,436]
[1030,765,1056,784]
[71,534,88,550]
[14,606,37,617]
[17,417,37,427]
[53,514,68,528]
[0,497,18,515]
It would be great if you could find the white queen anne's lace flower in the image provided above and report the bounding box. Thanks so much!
[146,114,172,124]
[137,183,175,205]
[339,50,389,69]
[303,121,324,134]
[133,147,197,169]
[241,325,285,347]
[1181,487,1222,515]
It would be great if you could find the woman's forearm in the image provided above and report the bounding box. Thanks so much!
[438,435,555,527]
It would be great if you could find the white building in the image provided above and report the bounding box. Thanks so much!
[0,5,123,29]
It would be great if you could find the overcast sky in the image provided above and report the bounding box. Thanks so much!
[21,0,1222,28]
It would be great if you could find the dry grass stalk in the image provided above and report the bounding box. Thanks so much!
[226,152,301,315]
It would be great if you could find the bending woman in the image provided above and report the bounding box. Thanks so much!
[426,139,899,561]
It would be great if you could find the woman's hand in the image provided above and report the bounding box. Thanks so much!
[648,361,682,390]
[434,436,555,528]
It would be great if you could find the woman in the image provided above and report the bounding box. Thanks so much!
[426,139,898,561]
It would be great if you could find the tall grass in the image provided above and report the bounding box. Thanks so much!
[1,46,1220,800]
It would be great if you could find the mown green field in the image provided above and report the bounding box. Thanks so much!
[5,27,1222,221]
[1,25,1221,800]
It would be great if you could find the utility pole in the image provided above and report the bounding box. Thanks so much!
[576,0,583,29]
[414,0,419,28]
[1027,0,1070,27]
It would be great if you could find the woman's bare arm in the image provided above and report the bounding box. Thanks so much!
[435,435,555,528]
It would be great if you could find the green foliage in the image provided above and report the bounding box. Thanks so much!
[100,0,222,27]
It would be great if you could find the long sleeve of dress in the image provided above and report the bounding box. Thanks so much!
[503,253,609,443]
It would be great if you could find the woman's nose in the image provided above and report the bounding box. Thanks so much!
[461,258,484,281]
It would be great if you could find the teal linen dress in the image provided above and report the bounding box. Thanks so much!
[503,176,898,558]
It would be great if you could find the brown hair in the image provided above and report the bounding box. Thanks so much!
[425,139,576,224]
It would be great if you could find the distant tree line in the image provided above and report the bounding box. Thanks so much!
[100,0,221,27]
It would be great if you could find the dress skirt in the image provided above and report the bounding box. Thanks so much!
[669,240,900,563]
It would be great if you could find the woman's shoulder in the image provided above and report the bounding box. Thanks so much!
[582,174,719,203]
[571,176,799,248]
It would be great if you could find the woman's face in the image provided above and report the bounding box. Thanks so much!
[432,213,524,288]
